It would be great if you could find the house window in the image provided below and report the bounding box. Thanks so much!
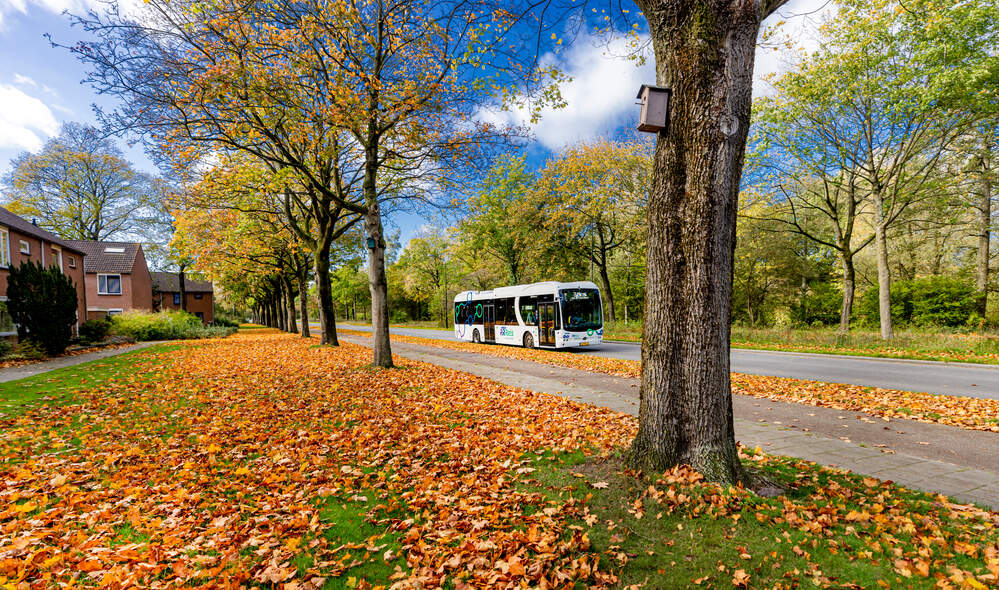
[194,293,203,300]
[173,293,181,305]
[195,311,204,322]
[68,256,76,268]
[108,309,123,316]
[98,274,122,295]
[0,228,9,268]
[19,240,30,255]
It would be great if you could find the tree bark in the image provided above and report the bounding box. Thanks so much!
[365,202,393,368]
[627,0,770,484]
[598,259,616,323]
[872,189,894,339]
[315,245,339,345]
[283,275,298,334]
[839,251,856,334]
[299,271,311,338]
[178,265,187,313]
[977,143,993,319]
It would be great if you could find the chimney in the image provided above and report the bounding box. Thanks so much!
[32,218,38,226]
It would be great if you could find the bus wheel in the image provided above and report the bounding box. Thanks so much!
[523,333,534,349]
[472,329,481,343]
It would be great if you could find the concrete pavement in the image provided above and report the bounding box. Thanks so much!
[335,323,999,400]
[340,333,999,509]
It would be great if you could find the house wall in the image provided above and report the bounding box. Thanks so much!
[85,273,140,320]
[131,248,153,311]
[0,227,87,334]
[156,291,215,323]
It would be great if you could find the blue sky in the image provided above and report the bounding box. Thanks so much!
[0,0,831,244]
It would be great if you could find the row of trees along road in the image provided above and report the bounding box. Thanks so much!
[746,0,998,338]
[386,144,650,327]
[59,0,997,484]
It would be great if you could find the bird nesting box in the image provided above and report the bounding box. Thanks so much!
[636,84,671,134]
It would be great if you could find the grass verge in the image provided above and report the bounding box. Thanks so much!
[521,448,999,588]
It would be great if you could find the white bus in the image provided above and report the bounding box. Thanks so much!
[453,281,603,349]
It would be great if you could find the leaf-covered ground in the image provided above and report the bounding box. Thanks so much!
[2,330,998,589]
[343,330,999,432]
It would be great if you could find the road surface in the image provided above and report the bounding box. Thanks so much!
[329,323,999,400]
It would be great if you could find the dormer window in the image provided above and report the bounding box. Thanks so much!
[104,247,126,254]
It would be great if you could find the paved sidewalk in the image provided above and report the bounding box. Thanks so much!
[0,342,163,383]
[343,335,999,509]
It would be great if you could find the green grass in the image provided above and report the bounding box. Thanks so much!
[0,343,185,417]
[519,450,998,589]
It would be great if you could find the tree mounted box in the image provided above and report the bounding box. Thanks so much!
[636,84,671,134]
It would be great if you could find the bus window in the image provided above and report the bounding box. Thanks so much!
[518,296,537,325]
[496,298,508,325]
[559,289,602,331]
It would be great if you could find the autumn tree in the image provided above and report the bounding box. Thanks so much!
[394,231,453,327]
[66,0,563,365]
[3,122,159,241]
[533,140,650,322]
[456,156,538,285]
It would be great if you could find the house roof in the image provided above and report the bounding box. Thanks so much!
[62,240,142,274]
[151,271,214,293]
[0,207,86,255]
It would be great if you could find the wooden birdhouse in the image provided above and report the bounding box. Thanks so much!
[636,84,671,134]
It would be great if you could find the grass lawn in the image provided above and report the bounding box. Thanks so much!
[1,329,996,588]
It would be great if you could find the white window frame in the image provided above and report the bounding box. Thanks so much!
[68,255,76,268]
[98,273,123,295]
[0,228,9,268]
[19,240,30,255]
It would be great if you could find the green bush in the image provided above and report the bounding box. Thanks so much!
[211,317,239,328]
[860,277,977,327]
[8,341,46,361]
[110,310,237,341]
[79,317,113,343]
[7,260,79,355]
[797,282,843,327]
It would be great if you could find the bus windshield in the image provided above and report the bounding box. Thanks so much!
[559,289,602,331]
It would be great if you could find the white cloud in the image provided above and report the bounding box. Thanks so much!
[0,84,59,152]
[0,0,148,28]
[478,36,654,151]
[479,0,833,149]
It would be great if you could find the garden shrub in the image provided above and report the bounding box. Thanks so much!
[6,261,79,355]
[79,317,113,343]
[110,310,237,341]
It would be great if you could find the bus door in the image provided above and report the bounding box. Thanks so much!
[539,302,556,347]
[483,304,496,343]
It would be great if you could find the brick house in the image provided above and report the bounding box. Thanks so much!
[150,272,215,323]
[0,207,88,336]
[63,241,154,320]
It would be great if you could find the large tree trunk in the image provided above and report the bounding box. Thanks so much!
[179,265,187,313]
[627,0,767,484]
[314,245,339,345]
[838,251,856,334]
[276,287,287,332]
[977,148,992,319]
[299,271,311,338]
[284,275,298,334]
[872,190,894,340]
[598,258,616,323]
[365,202,393,368]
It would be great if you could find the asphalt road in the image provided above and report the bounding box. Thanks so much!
[331,323,999,400]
